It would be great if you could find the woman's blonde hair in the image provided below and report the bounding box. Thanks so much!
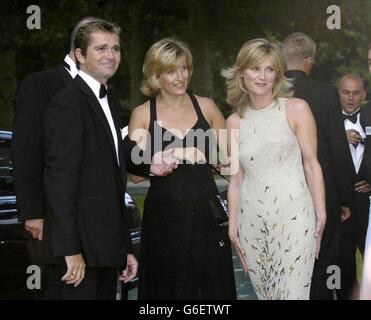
[221,38,293,117]
[141,38,193,97]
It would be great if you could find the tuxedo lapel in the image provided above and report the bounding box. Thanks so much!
[107,95,125,167]
[74,76,122,175]
[107,95,127,191]
[359,109,370,179]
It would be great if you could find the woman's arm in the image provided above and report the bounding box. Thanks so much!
[226,113,248,273]
[197,96,229,168]
[128,102,150,150]
[124,102,152,178]
[287,98,327,259]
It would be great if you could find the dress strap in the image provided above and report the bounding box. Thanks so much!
[149,97,157,123]
[148,97,157,159]
[188,93,211,130]
[188,93,203,119]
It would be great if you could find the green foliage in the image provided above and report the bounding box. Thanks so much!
[1,0,371,129]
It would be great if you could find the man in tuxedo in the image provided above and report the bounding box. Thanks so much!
[43,19,177,300]
[336,74,370,299]
[12,16,99,243]
[282,32,354,300]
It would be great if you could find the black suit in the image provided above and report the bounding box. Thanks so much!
[357,102,371,248]
[12,63,73,222]
[336,105,371,299]
[285,70,354,300]
[43,75,148,299]
[360,101,371,185]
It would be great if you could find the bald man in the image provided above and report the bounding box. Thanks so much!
[337,74,370,300]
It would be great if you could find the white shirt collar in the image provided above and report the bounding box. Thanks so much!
[342,107,361,116]
[78,70,106,101]
[63,54,79,78]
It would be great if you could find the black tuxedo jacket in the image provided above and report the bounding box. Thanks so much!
[360,102,371,183]
[43,76,149,267]
[285,70,354,217]
[12,63,73,221]
[43,75,149,268]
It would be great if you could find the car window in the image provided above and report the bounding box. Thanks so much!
[0,138,14,196]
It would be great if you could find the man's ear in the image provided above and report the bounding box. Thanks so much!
[303,56,312,75]
[75,48,86,66]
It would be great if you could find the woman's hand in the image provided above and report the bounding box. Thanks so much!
[229,232,248,274]
[172,147,206,164]
[314,217,326,260]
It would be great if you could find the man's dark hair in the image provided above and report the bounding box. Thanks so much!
[74,20,121,57]
[69,16,101,52]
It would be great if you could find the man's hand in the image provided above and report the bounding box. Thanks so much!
[119,254,138,283]
[25,218,44,240]
[62,254,86,287]
[150,149,179,176]
[341,206,352,223]
[355,180,371,193]
[346,129,364,145]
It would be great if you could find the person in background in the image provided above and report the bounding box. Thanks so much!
[337,74,370,299]
[11,16,100,299]
[282,32,354,300]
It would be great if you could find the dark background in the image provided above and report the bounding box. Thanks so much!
[1,0,370,129]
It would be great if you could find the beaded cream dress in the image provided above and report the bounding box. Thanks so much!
[238,98,316,300]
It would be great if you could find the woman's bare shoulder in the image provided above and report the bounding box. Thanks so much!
[285,97,310,112]
[226,112,240,129]
[129,100,151,129]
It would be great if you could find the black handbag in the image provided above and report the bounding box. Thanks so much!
[209,192,229,226]
[191,165,229,227]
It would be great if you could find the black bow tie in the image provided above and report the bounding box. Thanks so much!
[99,84,108,99]
[342,110,360,124]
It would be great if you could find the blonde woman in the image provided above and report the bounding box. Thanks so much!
[128,38,236,300]
[223,39,326,299]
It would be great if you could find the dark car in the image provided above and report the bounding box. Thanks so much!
[0,130,141,299]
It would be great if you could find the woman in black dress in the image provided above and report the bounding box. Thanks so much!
[128,38,236,300]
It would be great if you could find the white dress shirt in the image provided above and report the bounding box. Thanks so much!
[63,54,79,78]
[343,109,365,174]
[78,70,120,164]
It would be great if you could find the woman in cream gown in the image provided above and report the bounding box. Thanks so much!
[224,39,326,300]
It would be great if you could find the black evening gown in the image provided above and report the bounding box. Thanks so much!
[138,94,236,300]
